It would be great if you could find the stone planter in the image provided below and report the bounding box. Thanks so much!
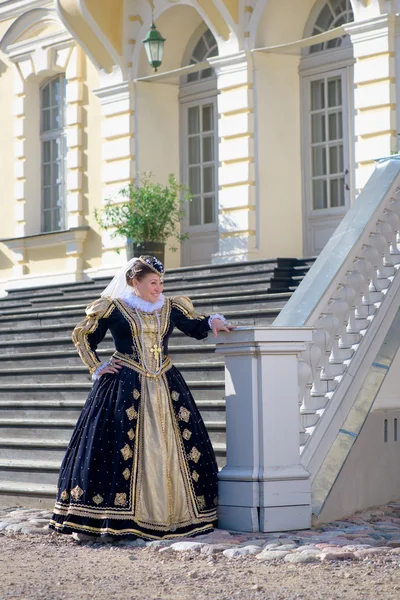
[126,240,165,264]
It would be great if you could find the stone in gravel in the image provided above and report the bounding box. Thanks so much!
[255,550,289,562]
[146,540,173,549]
[320,550,356,561]
[117,539,146,547]
[261,542,281,550]
[354,547,390,558]
[169,542,205,552]
[389,548,400,554]
[276,544,297,551]
[285,553,319,564]
[223,546,261,559]
[0,523,9,531]
[201,544,234,556]
[5,524,24,533]
[238,538,265,547]
[299,549,322,556]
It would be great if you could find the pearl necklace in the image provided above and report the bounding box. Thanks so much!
[135,308,163,376]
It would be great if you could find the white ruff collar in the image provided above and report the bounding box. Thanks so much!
[118,290,165,313]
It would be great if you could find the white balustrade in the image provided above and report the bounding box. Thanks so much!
[215,158,400,531]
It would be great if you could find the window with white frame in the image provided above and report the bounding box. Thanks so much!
[186,29,218,83]
[40,75,67,233]
[310,0,354,53]
[301,0,355,255]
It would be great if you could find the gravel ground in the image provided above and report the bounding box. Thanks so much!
[2,502,400,600]
[1,532,400,600]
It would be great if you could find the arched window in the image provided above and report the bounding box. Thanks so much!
[180,28,219,265]
[40,75,67,232]
[310,0,354,53]
[186,29,218,83]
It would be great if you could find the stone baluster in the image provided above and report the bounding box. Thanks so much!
[353,256,374,321]
[342,270,367,351]
[298,342,322,439]
[359,246,381,311]
[382,208,400,262]
[333,285,357,361]
[322,298,349,379]
[376,219,396,276]
[311,314,338,397]
[370,231,393,283]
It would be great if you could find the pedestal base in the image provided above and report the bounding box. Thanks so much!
[218,505,259,532]
[260,504,311,532]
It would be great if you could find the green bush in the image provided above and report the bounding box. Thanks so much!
[94,172,191,251]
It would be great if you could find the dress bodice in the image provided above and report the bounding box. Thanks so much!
[72,295,211,376]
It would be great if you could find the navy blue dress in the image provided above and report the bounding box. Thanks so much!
[49,295,218,540]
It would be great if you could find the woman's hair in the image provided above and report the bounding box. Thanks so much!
[125,260,156,284]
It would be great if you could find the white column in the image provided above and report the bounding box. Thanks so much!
[210,52,257,263]
[347,16,396,191]
[216,327,312,532]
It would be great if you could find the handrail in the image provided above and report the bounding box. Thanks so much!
[272,156,400,467]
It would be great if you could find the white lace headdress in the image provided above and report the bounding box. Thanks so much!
[100,257,140,299]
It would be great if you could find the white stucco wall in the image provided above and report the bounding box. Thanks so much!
[316,409,400,524]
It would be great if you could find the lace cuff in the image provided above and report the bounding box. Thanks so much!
[92,361,109,381]
[208,313,228,329]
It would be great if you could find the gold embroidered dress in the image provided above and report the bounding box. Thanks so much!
[49,295,218,539]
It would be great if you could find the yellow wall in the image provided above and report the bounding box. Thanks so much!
[136,81,181,269]
[255,0,315,47]
[27,247,68,275]
[80,56,103,272]
[85,0,123,56]
[255,52,303,258]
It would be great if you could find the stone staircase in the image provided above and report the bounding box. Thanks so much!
[0,258,314,505]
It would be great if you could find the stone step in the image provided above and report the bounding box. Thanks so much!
[0,298,286,329]
[0,344,219,363]
[0,418,226,444]
[0,460,60,485]
[0,381,224,402]
[0,271,272,310]
[0,259,278,302]
[0,363,225,383]
[0,399,226,422]
[0,480,56,499]
[0,439,226,467]
[0,309,279,343]
[0,292,289,324]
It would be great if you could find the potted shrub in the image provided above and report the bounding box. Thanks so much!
[94,172,191,263]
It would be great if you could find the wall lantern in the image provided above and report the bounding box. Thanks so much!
[143,22,166,72]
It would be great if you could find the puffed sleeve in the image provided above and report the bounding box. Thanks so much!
[72,297,115,374]
[170,296,211,340]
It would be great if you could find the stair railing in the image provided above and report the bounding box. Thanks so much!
[274,157,400,472]
[216,156,400,533]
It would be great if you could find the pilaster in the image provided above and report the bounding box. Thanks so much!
[94,80,135,267]
[347,16,397,191]
[65,46,85,230]
[209,52,257,263]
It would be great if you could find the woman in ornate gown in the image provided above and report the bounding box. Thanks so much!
[49,255,232,541]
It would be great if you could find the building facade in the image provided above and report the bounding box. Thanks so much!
[0,0,395,291]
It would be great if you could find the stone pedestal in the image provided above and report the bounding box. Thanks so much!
[216,327,313,532]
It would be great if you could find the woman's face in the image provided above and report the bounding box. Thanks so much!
[132,273,163,303]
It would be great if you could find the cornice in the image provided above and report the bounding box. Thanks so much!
[0,0,52,22]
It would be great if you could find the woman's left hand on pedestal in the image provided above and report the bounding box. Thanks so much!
[211,318,236,338]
